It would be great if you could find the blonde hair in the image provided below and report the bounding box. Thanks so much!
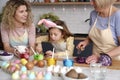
[95,0,116,8]
[1,0,33,29]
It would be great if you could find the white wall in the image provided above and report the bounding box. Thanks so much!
[31,4,120,34]
[32,4,93,34]
[0,0,8,13]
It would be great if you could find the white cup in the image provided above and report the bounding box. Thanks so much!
[14,45,27,53]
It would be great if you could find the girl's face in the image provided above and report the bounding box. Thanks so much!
[14,5,28,24]
[49,28,63,42]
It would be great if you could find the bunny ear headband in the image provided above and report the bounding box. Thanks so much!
[38,19,63,29]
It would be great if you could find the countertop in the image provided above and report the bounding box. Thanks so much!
[57,58,120,70]
[0,57,120,80]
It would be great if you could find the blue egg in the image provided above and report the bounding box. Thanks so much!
[44,72,52,80]
[28,72,35,79]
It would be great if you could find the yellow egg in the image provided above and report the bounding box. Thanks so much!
[20,58,28,65]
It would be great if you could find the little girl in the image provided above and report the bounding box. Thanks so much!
[36,19,74,58]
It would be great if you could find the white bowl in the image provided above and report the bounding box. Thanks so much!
[61,67,89,80]
[0,50,14,61]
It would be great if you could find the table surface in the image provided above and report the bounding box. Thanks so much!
[74,59,120,70]
[0,56,120,80]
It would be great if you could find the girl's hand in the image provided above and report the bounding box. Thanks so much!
[45,50,53,57]
[45,50,53,55]
[86,54,99,64]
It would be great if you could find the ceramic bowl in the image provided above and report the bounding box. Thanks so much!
[0,50,14,61]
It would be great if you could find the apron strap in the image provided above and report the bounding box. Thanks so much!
[108,6,112,27]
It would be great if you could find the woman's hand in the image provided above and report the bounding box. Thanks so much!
[76,38,89,50]
[14,49,21,58]
[86,54,99,64]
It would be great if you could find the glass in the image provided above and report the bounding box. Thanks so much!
[90,62,107,80]
[63,59,74,67]
[46,58,57,66]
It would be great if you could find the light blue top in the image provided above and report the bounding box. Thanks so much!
[89,10,120,45]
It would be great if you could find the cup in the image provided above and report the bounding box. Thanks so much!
[46,58,57,66]
[90,62,107,80]
[14,45,27,53]
[34,54,44,60]
[63,59,74,67]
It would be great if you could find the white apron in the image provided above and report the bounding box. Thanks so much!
[89,6,120,60]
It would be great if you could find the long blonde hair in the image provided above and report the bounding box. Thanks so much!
[95,0,116,8]
[1,0,33,29]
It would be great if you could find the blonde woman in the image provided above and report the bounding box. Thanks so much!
[1,0,36,57]
[77,0,120,65]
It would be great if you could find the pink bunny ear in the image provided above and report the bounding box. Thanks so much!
[38,19,57,28]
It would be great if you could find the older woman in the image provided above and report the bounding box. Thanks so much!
[77,0,120,64]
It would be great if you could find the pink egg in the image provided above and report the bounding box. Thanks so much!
[37,72,43,79]
[21,73,27,79]
[14,60,20,64]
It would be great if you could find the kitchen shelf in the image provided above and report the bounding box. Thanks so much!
[31,2,120,6]
[31,2,90,6]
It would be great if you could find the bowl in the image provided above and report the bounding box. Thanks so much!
[61,67,89,80]
[0,50,14,61]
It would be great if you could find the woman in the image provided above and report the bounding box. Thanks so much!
[1,0,36,57]
[36,19,74,58]
[77,0,120,64]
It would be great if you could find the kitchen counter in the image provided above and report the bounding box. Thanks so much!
[0,56,120,80]
[74,59,120,70]
[56,58,120,70]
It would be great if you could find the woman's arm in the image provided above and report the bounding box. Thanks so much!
[107,11,120,58]
[28,24,36,55]
[107,36,120,58]
[0,24,15,53]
